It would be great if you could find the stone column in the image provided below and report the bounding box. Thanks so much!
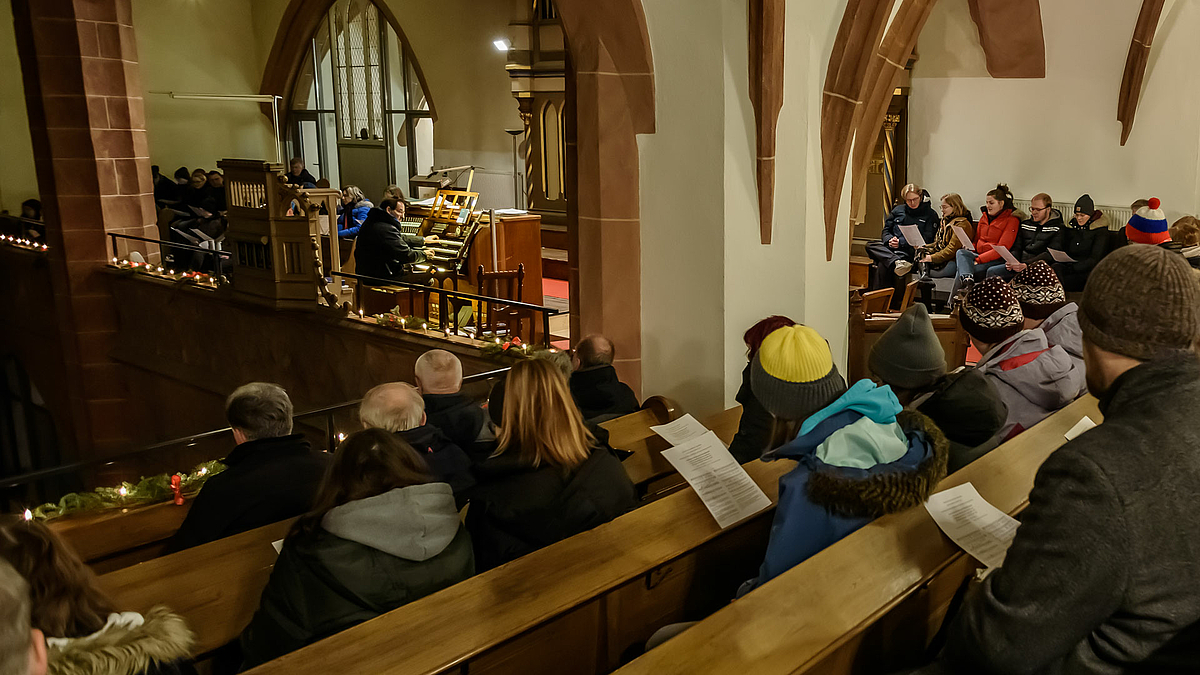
[12,0,157,456]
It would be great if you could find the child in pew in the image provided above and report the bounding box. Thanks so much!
[727,314,797,464]
[868,304,1007,473]
[1012,262,1087,387]
[741,325,949,592]
[466,359,637,572]
[0,517,197,675]
[958,277,1083,442]
[239,429,474,669]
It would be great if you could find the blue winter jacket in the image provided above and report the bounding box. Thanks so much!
[746,381,948,592]
[337,200,374,238]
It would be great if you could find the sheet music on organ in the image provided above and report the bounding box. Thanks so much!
[661,431,772,529]
[924,482,1019,569]
[651,413,712,446]
[897,224,927,248]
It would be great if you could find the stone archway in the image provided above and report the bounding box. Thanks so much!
[260,0,655,394]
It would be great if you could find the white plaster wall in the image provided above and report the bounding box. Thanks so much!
[910,0,1200,220]
[0,0,39,213]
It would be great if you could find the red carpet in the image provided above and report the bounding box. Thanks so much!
[543,278,569,299]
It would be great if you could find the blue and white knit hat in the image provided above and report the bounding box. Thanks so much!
[1126,197,1171,245]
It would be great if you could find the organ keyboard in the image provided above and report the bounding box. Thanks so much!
[409,189,483,275]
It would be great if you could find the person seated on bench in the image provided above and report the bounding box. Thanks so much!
[951,184,1021,301]
[283,157,317,187]
[569,335,640,424]
[1013,261,1086,384]
[868,304,1006,472]
[866,183,939,300]
[359,382,475,498]
[728,315,796,463]
[415,349,497,462]
[940,245,1200,674]
[997,192,1063,281]
[336,186,373,239]
[467,359,637,571]
[1046,194,1111,291]
[1169,215,1200,269]
[918,193,975,280]
[959,277,1082,442]
[240,429,474,668]
[166,383,330,553]
[353,197,439,283]
[0,559,47,675]
[742,325,948,592]
[1,517,195,675]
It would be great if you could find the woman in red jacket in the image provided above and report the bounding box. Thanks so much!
[952,183,1021,299]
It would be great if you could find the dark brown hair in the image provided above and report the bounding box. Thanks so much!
[291,429,432,539]
[743,315,796,358]
[0,516,114,638]
[986,183,1015,212]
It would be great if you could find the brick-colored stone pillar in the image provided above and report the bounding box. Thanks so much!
[12,0,157,456]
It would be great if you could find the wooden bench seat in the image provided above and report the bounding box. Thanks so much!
[98,402,747,663]
[612,395,1102,675]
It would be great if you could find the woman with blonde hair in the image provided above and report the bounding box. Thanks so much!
[336,185,373,238]
[467,359,637,570]
[0,517,195,675]
[920,193,975,279]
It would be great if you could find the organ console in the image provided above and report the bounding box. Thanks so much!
[410,190,484,275]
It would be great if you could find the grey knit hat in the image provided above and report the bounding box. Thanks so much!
[1079,244,1200,360]
[868,304,947,389]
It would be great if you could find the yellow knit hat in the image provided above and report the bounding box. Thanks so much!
[751,325,846,422]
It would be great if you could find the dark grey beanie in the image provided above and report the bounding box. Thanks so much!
[868,303,947,389]
[750,356,846,423]
[1079,244,1200,360]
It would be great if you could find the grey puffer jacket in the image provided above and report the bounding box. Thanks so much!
[974,329,1083,441]
[1039,303,1086,398]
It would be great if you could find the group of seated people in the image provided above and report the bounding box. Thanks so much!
[868,182,1200,307]
[150,165,230,270]
[4,243,1200,673]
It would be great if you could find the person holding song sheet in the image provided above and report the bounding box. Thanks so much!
[919,193,975,280]
[938,245,1200,675]
[1001,192,1064,279]
[1044,193,1112,291]
[951,184,1021,301]
[866,184,939,306]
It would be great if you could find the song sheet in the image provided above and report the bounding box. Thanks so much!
[1048,248,1077,263]
[1064,416,1097,441]
[897,225,927,248]
[272,539,284,554]
[924,482,1019,569]
[992,245,1020,265]
[651,413,712,446]
[952,226,975,251]
[661,431,772,529]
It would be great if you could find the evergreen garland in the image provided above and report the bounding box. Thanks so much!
[31,460,227,521]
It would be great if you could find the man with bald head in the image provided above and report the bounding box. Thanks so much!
[415,349,495,462]
[360,381,474,496]
[570,335,640,423]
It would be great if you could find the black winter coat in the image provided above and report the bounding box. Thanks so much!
[944,356,1200,674]
[396,424,476,497]
[728,362,774,464]
[465,445,638,571]
[1012,209,1064,263]
[423,392,496,462]
[166,434,329,553]
[881,202,939,253]
[569,365,640,424]
[912,369,1007,473]
[353,207,427,280]
[1048,212,1110,275]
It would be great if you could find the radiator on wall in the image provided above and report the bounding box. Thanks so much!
[1014,198,1130,232]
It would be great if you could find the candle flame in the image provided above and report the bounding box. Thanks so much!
[23,509,32,521]
[118,486,128,497]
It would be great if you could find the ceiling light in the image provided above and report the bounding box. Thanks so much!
[493,39,511,52]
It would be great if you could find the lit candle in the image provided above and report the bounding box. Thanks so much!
[422,323,428,330]
[359,309,364,319]
[197,467,207,476]
[118,486,128,497]
[112,257,118,264]
[337,432,346,442]
[23,509,32,521]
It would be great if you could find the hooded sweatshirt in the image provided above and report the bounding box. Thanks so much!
[46,608,194,675]
[974,329,1083,441]
[240,483,475,667]
[745,381,948,592]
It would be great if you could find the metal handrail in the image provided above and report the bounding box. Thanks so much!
[0,367,509,492]
[107,232,231,280]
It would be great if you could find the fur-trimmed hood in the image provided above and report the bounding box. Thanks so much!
[47,607,193,675]
[804,409,949,518]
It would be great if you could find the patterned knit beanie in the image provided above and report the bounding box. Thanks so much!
[1011,260,1067,320]
[958,276,1024,344]
[1126,197,1171,245]
[1080,244,1200,360]
[751,325,847,422]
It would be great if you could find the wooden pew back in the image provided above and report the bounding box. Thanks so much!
[601,395,680,498]
[613,396,1102,675]
[847,293,969,382]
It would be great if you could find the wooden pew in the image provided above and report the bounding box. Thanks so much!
[612,395,1102,675]
[601,395,680,496]
[99,403,745,663]
[242,404,775,675]
[51,500,192,575]
[847,292,969,382]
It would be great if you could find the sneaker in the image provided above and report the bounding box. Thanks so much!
[894,260,913,276]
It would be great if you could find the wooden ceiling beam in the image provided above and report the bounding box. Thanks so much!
[1118,0,1166,146]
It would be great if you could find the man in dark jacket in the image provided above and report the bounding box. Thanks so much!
[867,303,1006,472]
[359,382,475,496]
[166,383,329,553]
[415,349,496,462]
[866,187,939,306]
[1001,192,1062,279]
[569,335,640,424]
[1047,194,1112,291]
[353,198,438,282]
[941,244,1200,674]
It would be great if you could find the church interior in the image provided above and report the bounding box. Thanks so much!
[4,0,1200,673]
